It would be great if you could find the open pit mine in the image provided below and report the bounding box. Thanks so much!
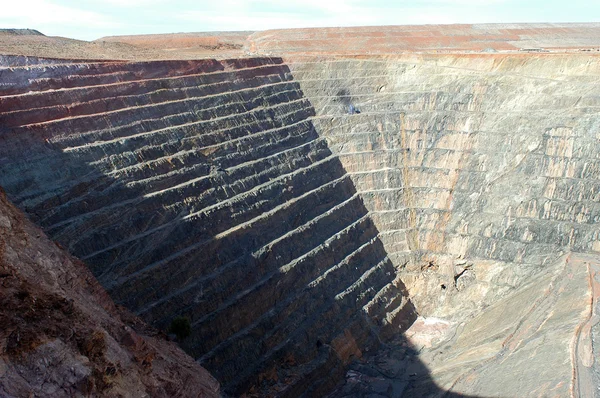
[1,23,600,397]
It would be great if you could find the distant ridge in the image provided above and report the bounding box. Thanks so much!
[247,22,600,55]
[2,23,600,61]
[0,28,44,36]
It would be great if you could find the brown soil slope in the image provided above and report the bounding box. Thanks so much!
[3,23,600,62]
[0,188,220,397]
[0,31,160,61]
[248,23,600,55]
[98,32,252,59]
[0,30,250,61]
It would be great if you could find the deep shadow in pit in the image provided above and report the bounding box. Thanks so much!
[0,56,486,397]
[325,333,487,398]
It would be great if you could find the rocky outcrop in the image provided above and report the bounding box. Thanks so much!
[0,187,219,397]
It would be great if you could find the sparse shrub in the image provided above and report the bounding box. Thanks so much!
[168,316,191,340]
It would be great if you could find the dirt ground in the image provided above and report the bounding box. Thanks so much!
[0,29,251,61]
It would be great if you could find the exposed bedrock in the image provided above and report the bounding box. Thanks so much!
[2,52,600,396]
[285,54,600,396]
[0,56,414,395]
[288,54,600,280]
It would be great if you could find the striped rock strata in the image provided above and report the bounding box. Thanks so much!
[288,53,600,397]
[1,48,600,396]
[0,56,413,396]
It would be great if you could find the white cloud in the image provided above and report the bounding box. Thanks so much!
[0,0,117,29]
[430,0,508,4]
[175,1,384,31]
[86,0,166,7]
[174,0,479,32]
[1,0,595,41]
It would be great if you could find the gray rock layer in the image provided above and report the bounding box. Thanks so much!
[289,55,600,268]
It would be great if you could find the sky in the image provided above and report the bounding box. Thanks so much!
[1,0,599,41]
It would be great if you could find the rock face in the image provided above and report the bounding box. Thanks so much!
[0,55,413,395]
[1,25,600,396]
[0,187,220,397]
[288,53,600,299]
[287,53,600,396]
[329,252,600,397]
[408,252,600,397]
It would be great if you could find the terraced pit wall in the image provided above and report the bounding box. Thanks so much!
[2,53,600,395]
[288,54,600,307]
[0,56,414,396]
